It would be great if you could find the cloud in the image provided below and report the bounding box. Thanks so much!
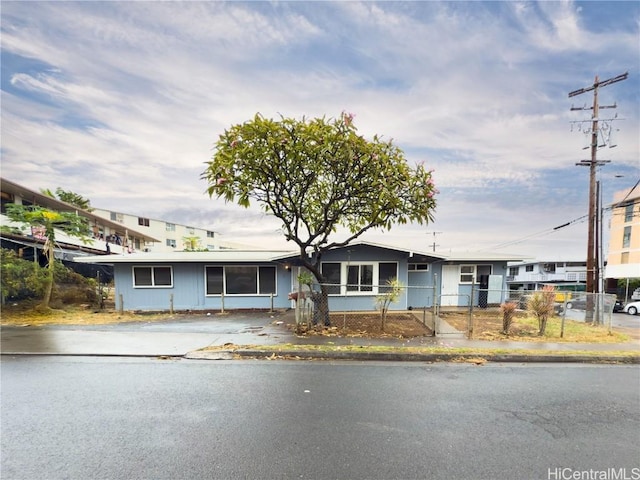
[1,0,638,260]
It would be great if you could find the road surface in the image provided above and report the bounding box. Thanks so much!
[1,358,639,480]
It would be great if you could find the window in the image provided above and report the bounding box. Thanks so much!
[205,266,276,295]
[206,267,223,295]
[321,263,341,294]
[347,264,374,292]
[166,223,176,232]
[166,239,176,248]
[509,267,519,276]
[187,227,195,235]
[622,226,632,248]
[207,231,215,238]
[138,217,150,227]
[408,263,429,271]
[321,261,398,295]
[525,265,534,272]
[110,211,123,223]
[133,266,172,287]
[625,203,634,223]
[460,265,475,283]
[543,263,556,273]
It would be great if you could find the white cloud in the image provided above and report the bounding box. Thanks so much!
[1,0,638,259]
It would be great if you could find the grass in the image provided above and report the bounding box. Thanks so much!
[442,310,630,343]
[199,343,640,361]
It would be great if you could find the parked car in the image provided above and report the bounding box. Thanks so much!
[622,301,640,315]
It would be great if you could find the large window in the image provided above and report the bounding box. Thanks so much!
[321,262,398,295]
[205,266,276,295]
[133,266,172,287]
[460,265,475,283]
[138,217,150,227]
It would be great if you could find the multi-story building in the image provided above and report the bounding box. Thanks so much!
[605,186,640,279]
[0,177,158,261]
[91,208,254,252]
[506,260,587,292]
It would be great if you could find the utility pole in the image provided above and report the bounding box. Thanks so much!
[569,72,628,304]
[426,231,442,252]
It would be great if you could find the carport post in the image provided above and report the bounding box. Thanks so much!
[270,293,274,313]
[220,292,225,314]
[169,294,174,314]
[118,294,124,314]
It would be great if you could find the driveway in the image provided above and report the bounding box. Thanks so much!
[0,312,293,356]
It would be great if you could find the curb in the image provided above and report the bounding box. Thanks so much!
[185,349,640,364]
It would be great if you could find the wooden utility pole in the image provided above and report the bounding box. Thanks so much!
[569,72,628,302]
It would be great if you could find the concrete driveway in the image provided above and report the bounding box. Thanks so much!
[0,312,293,356]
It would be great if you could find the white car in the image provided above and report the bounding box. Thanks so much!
[622,301,640,315]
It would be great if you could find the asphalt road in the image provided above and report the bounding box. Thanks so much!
[1,358,639,480]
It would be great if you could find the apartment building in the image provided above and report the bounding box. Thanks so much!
[0,178,157,259]
[91,208,254,252]
[605,186,640,279]
[506,260,587,292]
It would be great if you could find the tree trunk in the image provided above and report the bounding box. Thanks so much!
[40,243,54,310]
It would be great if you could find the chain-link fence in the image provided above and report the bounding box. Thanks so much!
[291,283,436,336]
[290,282,617,337]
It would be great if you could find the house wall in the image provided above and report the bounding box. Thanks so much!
[113,263,292,312]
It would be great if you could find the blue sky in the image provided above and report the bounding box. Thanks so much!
[1,1,638,259]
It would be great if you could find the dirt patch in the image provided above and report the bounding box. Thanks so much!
[295,312,432,338]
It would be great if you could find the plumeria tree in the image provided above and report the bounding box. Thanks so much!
[202,112,437,324]
[5,204,90,310]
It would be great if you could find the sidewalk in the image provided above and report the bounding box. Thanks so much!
[186,313,640,363]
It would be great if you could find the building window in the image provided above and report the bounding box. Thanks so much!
[509,267,519,276]
[187,227,195,235]
[110,211,123,223]
[321,262,341,294]
[625,203,634,223]
[543,263,556,273]
[621,252,629,264]
[321,262,398,295]
[138,217,150,227]
[408,263,429,271]
[525,265,534,272]
[166,239,176,248]
[205,266,276,295]
[166,223,176,232]
[133,266,172,287]
[207,231,215,238]
[622,226,632,248]
[460,265,475,283]
[347,264,374,292]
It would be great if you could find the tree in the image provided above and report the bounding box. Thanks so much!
[4,204,91,310]
[41,187,93,212]
[202,113,437,324]
[375,278,404,332]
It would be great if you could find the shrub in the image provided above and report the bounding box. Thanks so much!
[500,302,518,335]
[527,285,557,336]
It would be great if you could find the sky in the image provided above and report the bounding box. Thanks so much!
[1,1,639,261]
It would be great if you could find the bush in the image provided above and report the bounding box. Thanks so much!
[1,248,99,306]
[0,249,47,301]
[500,302,518,335]
[527,285,556,336]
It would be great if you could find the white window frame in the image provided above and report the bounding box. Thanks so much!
[321,261,398,296]
[204,265,277,296]
[132,266,173,288]
[166,223,176,232]
[408,263,429,272]
[459,265,475,284]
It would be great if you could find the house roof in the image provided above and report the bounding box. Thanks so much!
[74,250,294,264]
[74,241,528,265]
[1,178,159,243]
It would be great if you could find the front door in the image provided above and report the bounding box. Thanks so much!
[440,265,459,306]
